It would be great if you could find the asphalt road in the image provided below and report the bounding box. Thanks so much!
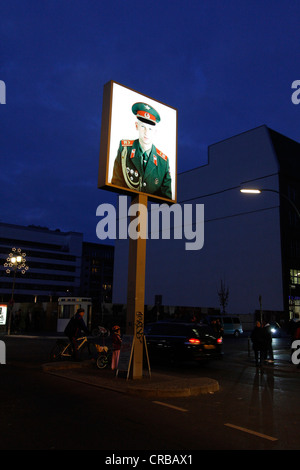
[1,334,299,454]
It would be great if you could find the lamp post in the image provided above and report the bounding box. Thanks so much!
[4,248,29,335]
[240,188,300,221]
[240,187,300,323]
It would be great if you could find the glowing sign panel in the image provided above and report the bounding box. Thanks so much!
[98,81,177,203]
[0,305,7,325]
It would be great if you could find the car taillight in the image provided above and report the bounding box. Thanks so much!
[189,338,201,344]
[217,337,222,344]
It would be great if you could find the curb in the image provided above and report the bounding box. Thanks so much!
[42,361,220,397]
[125,378,220,398]
[42,361,90,372]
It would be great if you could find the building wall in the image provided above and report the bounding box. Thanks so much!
[80,241,114,306]
[0,223,83,301]
[112,126,285,315]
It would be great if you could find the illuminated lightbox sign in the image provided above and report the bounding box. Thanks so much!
[0,305,7,325]
[98,81,177,203]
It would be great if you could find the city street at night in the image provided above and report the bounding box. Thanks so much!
[1,333,300,453]
[2,4,300,461]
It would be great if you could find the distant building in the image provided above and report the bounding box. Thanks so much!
[0,223,114,308]
[80,241,114,307]
[112,126,300,325]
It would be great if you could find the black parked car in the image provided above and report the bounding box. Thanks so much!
[144,321,223,364]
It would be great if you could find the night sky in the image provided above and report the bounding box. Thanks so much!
[1,0,299,243]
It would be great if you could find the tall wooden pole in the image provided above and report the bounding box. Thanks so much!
[126,193,148,379]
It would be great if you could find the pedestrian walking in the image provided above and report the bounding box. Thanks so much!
[263,321,274,363]
[251,321,267,367]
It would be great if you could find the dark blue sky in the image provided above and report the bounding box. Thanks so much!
[1,0,299,242]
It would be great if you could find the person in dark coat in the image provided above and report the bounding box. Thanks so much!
[251,321,267,367]
[263,322,274,363]
[64,308,89,360]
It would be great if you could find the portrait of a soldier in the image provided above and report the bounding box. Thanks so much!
[111,102,172,200]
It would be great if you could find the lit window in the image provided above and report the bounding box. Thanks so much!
[290,269,300,285]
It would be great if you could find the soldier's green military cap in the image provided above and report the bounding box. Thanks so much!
[132,102,161,125]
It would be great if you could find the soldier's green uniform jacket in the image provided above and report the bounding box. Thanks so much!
[111,138,172,200]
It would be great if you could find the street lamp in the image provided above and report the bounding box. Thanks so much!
[240,188,300,221]
[240,187,300,323]
[4,248,29,335]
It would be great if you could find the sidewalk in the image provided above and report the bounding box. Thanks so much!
[3,332,219,397]
[42,346,299,398]
[42,360,220,398]
[7,332,300,396]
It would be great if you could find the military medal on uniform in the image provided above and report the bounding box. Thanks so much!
[121,140,141,191]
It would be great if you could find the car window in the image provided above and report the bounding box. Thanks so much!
[160,324,189,336]
[193,326,215,338]
[145,323,182,335]
[144,324,153,335]
[145,323,192,336]
[145,323,217,338]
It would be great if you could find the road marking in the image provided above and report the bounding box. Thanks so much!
[224,423,278,441]
[153,401,188,412]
